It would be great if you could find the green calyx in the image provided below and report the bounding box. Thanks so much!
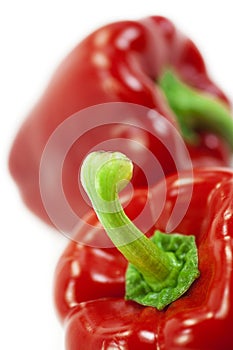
[126,231,199,310]
[159,70,233,150]
[81,151,200,310]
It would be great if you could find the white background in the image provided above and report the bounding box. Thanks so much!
[1,1,232,349]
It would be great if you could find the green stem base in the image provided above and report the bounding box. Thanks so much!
[126,231,199,310]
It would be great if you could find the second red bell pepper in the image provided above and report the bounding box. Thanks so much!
[9,16,233,228]
[54,151,233,349]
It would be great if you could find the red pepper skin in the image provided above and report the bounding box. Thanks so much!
[9,16,232,226]
[156,175,233,349]
[54,168,233,349]
[54,237,127,322]
[65,299,160,349]
[185,131,231,168]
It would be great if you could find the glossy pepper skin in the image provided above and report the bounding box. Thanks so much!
[9,16,232,226]
[54,168,233,349]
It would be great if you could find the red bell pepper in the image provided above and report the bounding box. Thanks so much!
[54,151,233,349]
[9,16,233,227]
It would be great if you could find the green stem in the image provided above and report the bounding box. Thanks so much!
[81,151,173,283]
[159,70,233,149]
[81,151,200,309]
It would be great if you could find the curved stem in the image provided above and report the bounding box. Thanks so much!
[81,151,200,309]
[81,151,173,283]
